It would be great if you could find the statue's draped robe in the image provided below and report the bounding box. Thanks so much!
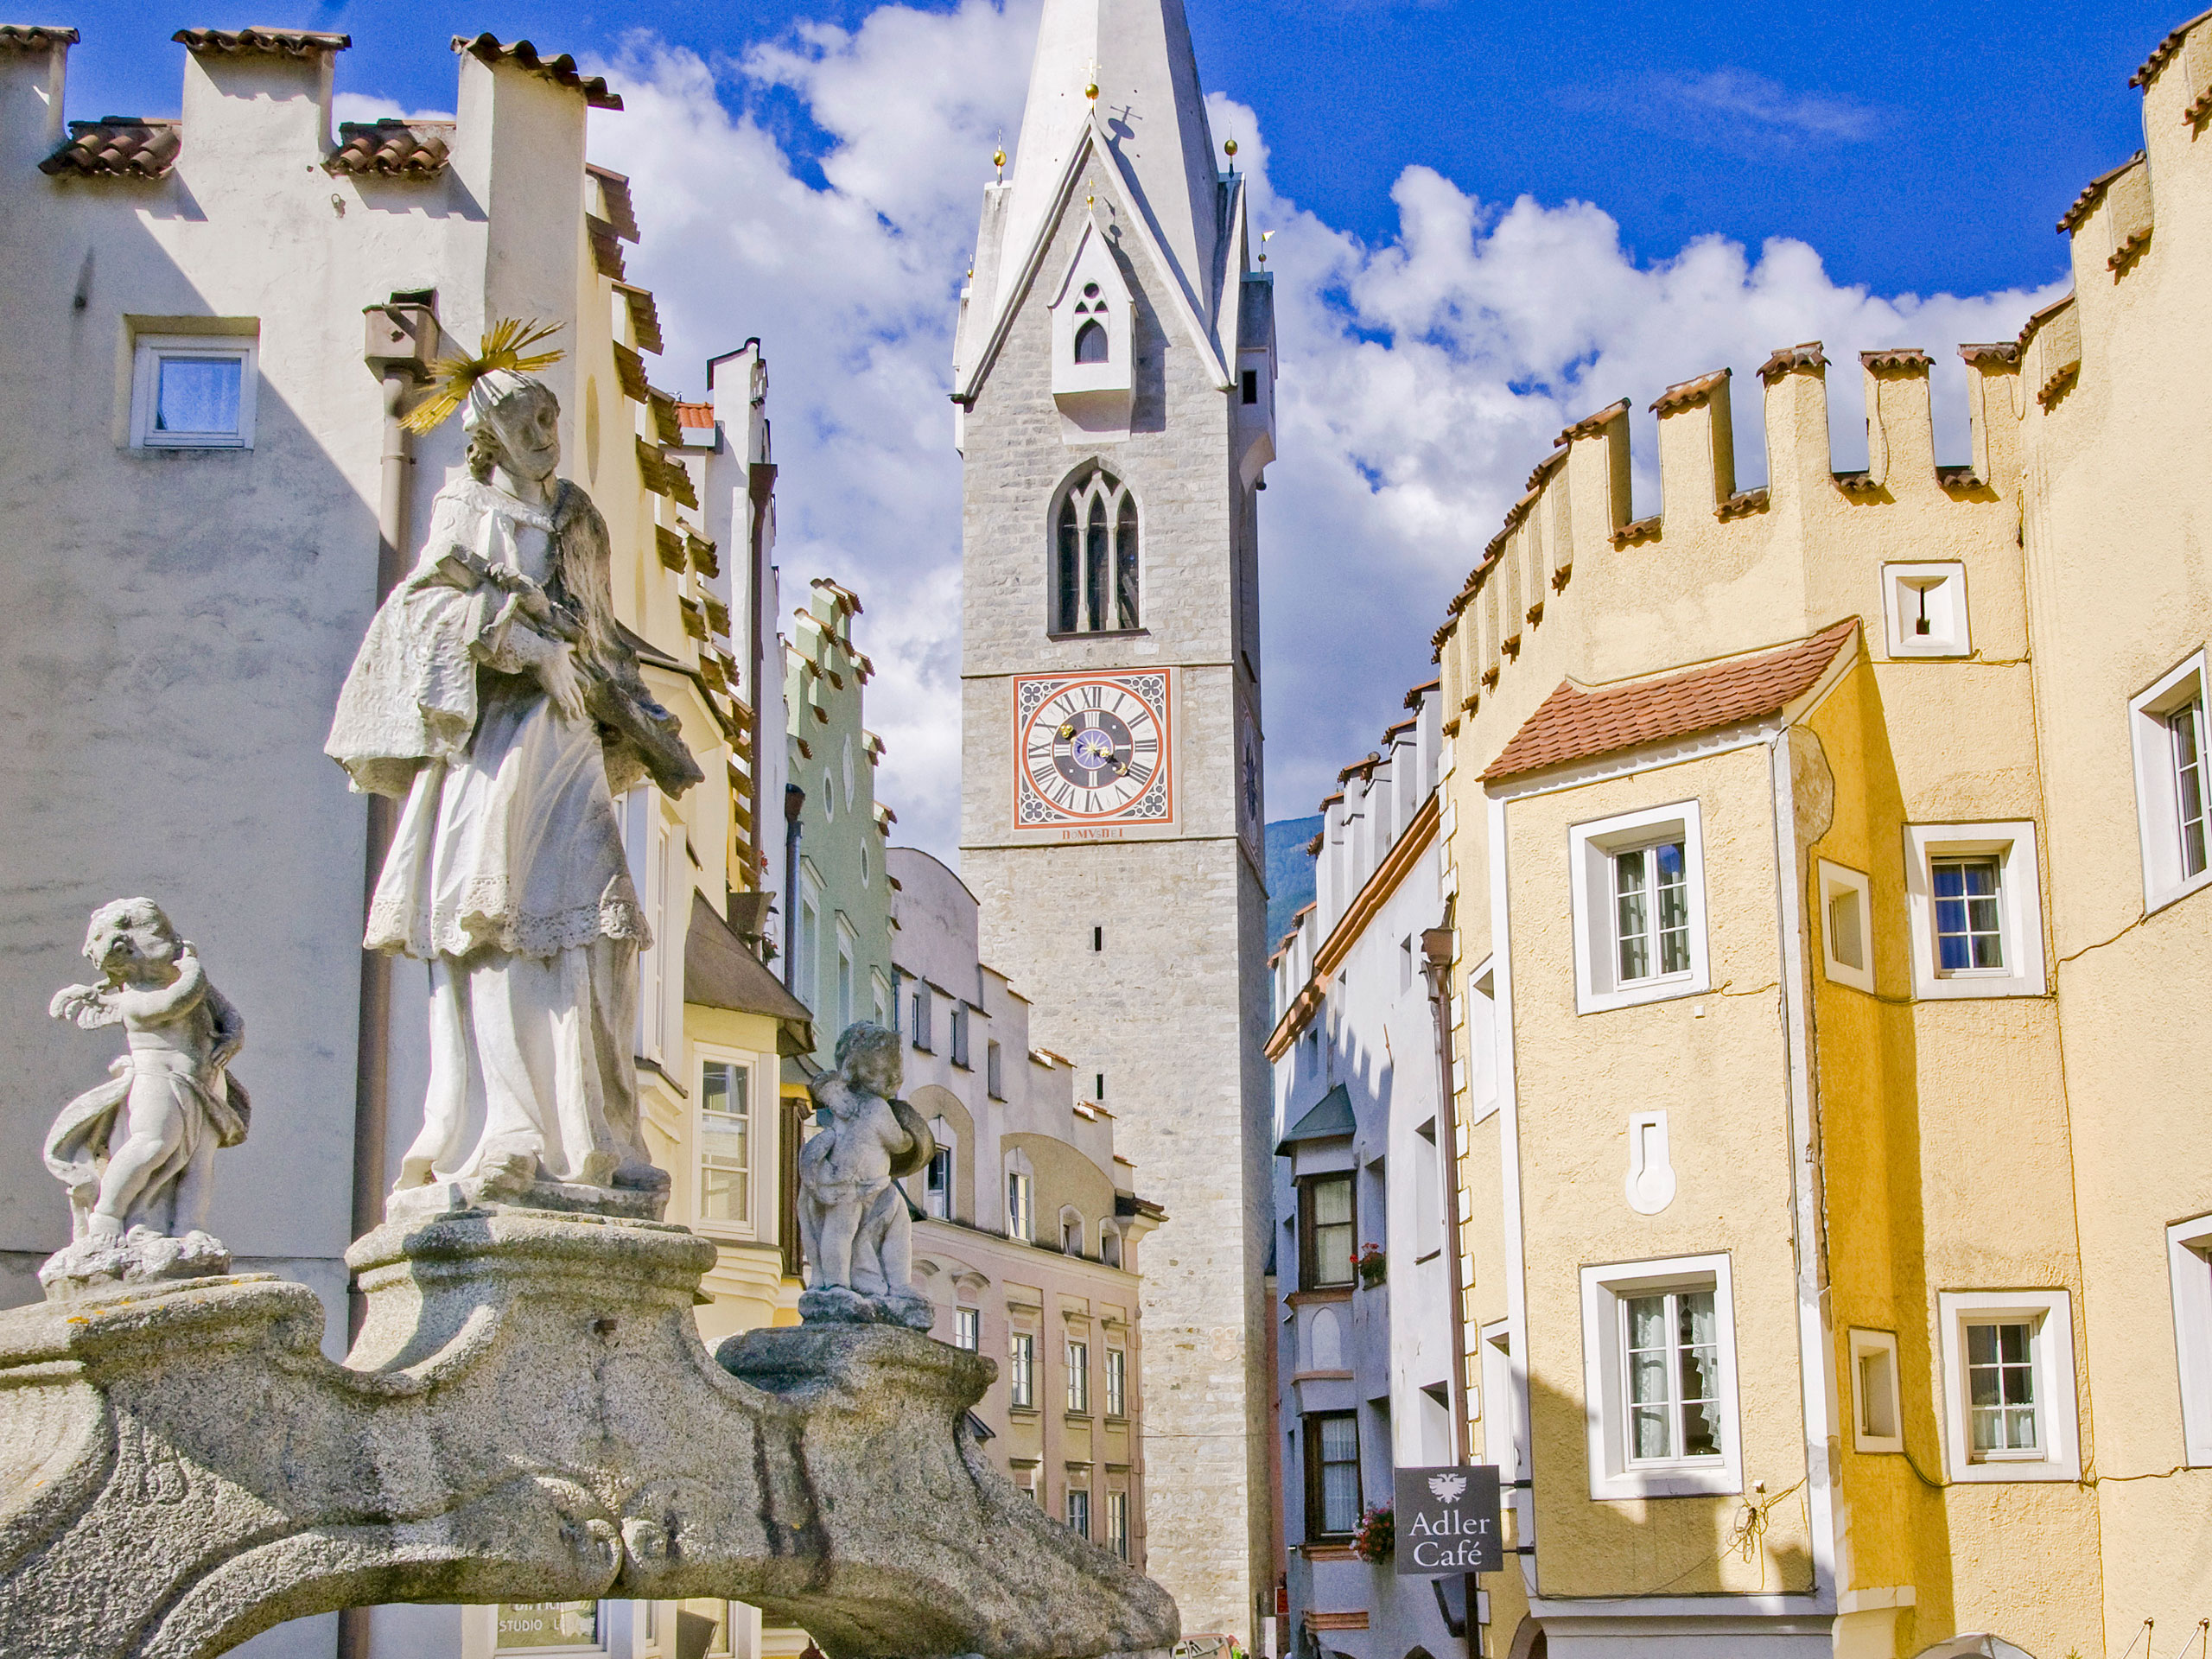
[328,477,654,1191]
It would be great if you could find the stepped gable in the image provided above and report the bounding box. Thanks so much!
[2133,7,2211,86]
[1481,618,1858,784]
[2060,150,2149,233]
[0,25,77,48]
[326,119,451,176]
[40,118,179,177]
[451,34,622,108]
[172,26,348,55]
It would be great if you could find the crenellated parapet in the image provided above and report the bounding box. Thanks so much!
[1433,326,2032,757]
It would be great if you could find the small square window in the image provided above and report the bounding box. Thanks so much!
[1882,562,1969,658]
[1848,1328,1904,1454]
[1935,1289,2078,1482]
[1818,860,1874,994]
[2130,651,2212,912]
[130,334,257,449]
[1902,823,2046,1000]
[1570,801,1711,1014]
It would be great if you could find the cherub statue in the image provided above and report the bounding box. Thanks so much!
[40,899,249,1296]
[798,1022,936,1328]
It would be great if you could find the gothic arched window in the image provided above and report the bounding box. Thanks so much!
[1051,467,1141,634]
[1071,282,1110,364]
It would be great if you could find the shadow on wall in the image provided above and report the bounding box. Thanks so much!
[0,205,379,1301]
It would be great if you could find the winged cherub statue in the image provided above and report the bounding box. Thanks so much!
[798,1021,937,1328]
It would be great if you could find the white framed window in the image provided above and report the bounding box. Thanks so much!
[2166,1214,2212,1466]
[924,1116,954,1219]
[1580,1252,1742,1498]
[1060,1206,1085,1257]
[1570,801,1711,1014]
[872,969,891,1029]
[1848,1328,1904,1454]
[2130,651,2212,912]
[834,918,855,1034]
[1882,562,1969,658]
[797,880,821,1013]
[130,333,257,449]
[1009,1329,1038,1408]
[1105,1346,1128,1416]
[1935,1289,2079,1482]
[697,1057,753,1230]
[956,1306,981,1351]
[1006,1151,1035,1242]
[1106,1489,1131,1560]
[1818,860,1875,994]
[1066,1338,1090,1412]
[1902,823,2046,1000]
[1065,1485,1091,1539]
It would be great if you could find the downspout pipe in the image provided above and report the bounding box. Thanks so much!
[783,784,805,989]
[342,299,435,1659]
[1422,919,1479,1657]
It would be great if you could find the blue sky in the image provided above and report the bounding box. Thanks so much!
[45,0,2186,858]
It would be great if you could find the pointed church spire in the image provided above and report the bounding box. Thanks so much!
[989,0,1224,336]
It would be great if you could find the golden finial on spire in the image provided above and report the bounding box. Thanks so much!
[1224,137,1238,159]
[1084,58,1099,100]
[993,130,1006,179]
[1257,229,1274,267]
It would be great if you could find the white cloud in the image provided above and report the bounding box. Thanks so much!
[331,93,454,124]
[1641,69,1879,144]
[558,4,2060,859]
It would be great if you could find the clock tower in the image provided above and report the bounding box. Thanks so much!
[951,0,1275,1638]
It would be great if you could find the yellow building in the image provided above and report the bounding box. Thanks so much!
[1427,14,2212,1657]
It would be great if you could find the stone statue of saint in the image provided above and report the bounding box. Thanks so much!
[327,343,702,1216]
[40,899,249,1295]
[798,1022,937,1327]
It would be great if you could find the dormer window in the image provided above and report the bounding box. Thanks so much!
[1053,466,1140,633]
[1051,229,1134,438]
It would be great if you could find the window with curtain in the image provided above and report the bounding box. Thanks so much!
[1300,1173,1356,1289]
[1966,1319,2040,1458]
[1622,1287,1722,1464]
[1304,1412,1361,1538]
[1050,468,1141,634]
[698,1059,752,1225]
[1613,839,1690,982]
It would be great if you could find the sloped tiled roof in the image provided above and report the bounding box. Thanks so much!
[0,25,78,49]
[2133,8,2211,87]
[675,401,714,429]
[612,282,663,354]
[1276,1083,1356,1155]
[451,34,622,109]
[2057,150,2147,234]
[1482,618,1859,783]
[173,26,348,55]
[587,162,639,241]
[41,118,180,178]
[325,118,451,176]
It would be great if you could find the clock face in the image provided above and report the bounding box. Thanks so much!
[1014,671,1173,829]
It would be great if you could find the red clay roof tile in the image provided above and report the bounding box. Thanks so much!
[41,118,179,178]
[1481,618,1858,784]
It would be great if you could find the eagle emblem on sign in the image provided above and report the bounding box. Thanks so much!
[1427,1472,1468,1503]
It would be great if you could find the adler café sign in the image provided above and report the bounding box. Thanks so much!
[1391,1465,1503,1576]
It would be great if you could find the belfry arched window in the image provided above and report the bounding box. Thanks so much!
[1053,466,1140,634]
